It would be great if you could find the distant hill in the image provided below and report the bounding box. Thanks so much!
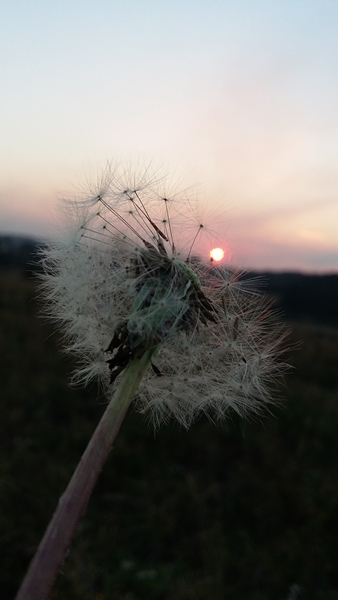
[253,271,338,327]
[0,234,43,274]
[0,234,337,325]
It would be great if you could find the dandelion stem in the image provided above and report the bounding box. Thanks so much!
[15,349,154,600]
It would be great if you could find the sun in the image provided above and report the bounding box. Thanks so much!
[209,247,225,262]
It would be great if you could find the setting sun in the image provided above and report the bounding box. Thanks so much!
[210,247,225,262]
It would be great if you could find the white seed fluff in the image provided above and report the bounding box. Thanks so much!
[39,164,288,428]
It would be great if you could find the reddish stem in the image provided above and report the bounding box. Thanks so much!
[15,350,152,600]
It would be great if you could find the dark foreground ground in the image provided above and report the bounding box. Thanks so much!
[1,268,338,600]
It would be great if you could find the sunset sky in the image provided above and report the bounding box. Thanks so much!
[1,0,338,272]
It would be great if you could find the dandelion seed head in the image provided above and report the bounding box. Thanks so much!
[39,163,288,428]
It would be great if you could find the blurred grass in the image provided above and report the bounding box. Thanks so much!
[1,272,338,600]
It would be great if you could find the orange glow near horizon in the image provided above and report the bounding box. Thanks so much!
[210,247,225,262]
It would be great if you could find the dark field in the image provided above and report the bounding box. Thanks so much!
[1,269,338,600]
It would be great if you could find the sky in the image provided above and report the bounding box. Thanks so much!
[1,0,338,272]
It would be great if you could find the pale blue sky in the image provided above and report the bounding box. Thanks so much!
[1,0,338,271]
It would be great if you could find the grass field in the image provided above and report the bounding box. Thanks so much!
[1,272,338,599]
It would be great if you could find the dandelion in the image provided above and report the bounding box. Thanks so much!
[40,163,286,426]
[16,163,288,600]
